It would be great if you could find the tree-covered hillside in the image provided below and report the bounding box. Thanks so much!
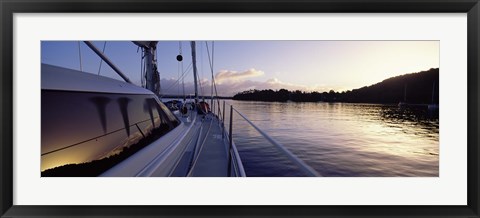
[233,68,439,104]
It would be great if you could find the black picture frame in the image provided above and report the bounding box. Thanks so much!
[1,0,479,217]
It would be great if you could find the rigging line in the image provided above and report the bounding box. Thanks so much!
[177,42,183,99]
[139,47,143,87]
[137,46,142,86]
[77,41,83,72]
[182,65,185,99]
[211,44,221,115]
[140,47,145,87]
[177,57,180,98]
[211,41,221,113]
[205,42,214,107]
[212,41,221,111]
[198,42,207,99]
[205,42,221,110]
[180,41,185,99]
[210,42,218,98]
[207,42,213,106]
[97,41,107,75]
[197,65,205,99]
[142,48,146,88]
[159,62,193,98]
[200,42,204,89]
[156,43,160,95]
[179,41,183,54]
[182,69,186,98]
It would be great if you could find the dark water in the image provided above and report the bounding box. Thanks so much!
[223,101,439,177]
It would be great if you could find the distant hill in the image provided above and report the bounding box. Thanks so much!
[340,68,439,104]
[233,68,439,104]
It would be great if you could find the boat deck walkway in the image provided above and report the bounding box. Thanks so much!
[188,114,230,177]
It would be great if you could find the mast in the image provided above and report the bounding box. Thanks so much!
[133,41,160,96]
[145,45,156,93]
[191,41,199,103]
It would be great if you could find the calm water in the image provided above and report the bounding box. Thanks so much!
[222,100,439,177]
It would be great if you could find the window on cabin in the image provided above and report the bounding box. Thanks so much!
[41,90,180,176]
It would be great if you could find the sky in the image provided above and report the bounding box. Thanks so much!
[41,41,439,97]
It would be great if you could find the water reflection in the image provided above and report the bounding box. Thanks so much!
[227,101,439,177]
[144,98,157,128]
[41,91,179,175]
[118,97,132,136]
[89,96,111,134]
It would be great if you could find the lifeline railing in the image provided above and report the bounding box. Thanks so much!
[212,99,320,177]
[208,99,246,177]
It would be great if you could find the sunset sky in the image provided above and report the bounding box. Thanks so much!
[41,41,439,96]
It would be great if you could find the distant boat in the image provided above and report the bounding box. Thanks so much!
[427,81,439,111]
[398,84,408,107]
[398,81,439,111]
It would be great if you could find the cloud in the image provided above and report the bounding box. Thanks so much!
[215,69,264,84]
[156,69,345,97]
[214,77,309,96]
[159,77,329,97]
[266,78,280,84]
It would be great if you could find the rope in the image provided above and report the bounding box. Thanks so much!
[97,41,107,75]
[139,47,144,87]
[209,42,214,106]
[180,42,185,100]
[159,62,192,98]
[156,44,160,95]
[177,52,181,98]
[196,63,205,99]
[77,41,83,72]
[140,48,146,87]
[200,43,204,87]
[205,41,221,115]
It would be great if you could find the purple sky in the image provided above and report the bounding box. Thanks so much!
[42,41,439,96]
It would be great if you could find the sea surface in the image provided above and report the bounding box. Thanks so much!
[221,100,439,177]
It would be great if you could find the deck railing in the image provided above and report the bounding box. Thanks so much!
[213,99,320,177]
[210,99,246,177]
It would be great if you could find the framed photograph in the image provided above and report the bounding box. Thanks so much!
[1,0,479,217]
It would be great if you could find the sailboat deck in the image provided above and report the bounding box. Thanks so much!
[189,114,230,177]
